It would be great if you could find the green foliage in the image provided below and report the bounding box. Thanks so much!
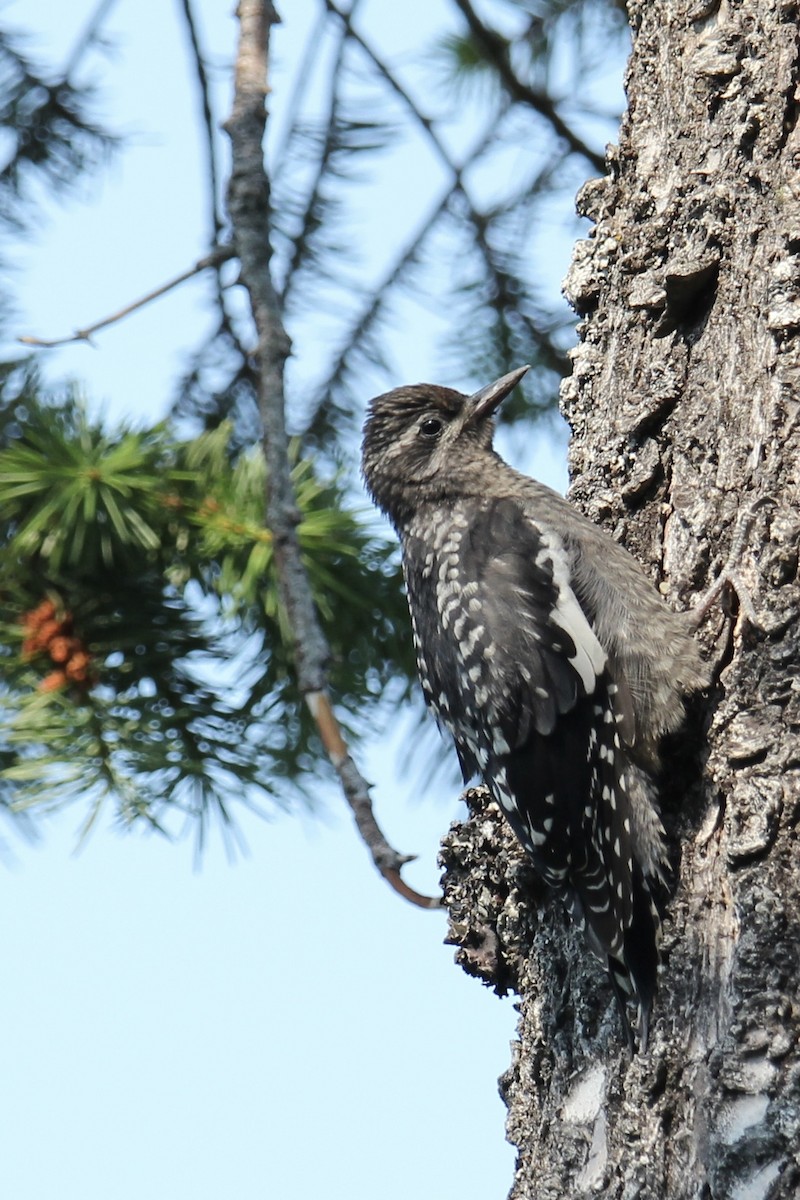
[0,1,632,851]
[0,397,181,573]
[0,383,413,843]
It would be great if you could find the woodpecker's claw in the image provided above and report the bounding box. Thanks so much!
[691,497,776,632]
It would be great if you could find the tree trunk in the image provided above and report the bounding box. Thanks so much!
[440,2,800,1196]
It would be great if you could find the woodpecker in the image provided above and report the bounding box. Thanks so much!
[361,365,706,1050]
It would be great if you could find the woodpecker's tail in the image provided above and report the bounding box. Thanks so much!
[569,855,659,1053]
[489,669,663,1051]
[604,862,660,1052]
[558,673,662,1050]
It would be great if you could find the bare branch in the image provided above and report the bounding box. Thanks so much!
[18,246,234,349]
[308,691,441,909]
[224,0,438,909]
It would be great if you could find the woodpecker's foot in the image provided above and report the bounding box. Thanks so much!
[690,497,775,632]
[691,565,759,629]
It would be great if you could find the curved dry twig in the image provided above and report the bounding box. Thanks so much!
[224,0,440,910]
[18,247,234,349]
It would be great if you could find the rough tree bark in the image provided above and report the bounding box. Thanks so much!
[440,2,800,1197]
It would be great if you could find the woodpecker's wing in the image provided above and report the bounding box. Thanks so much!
[403,495,659,1041]
[404,496,611,753]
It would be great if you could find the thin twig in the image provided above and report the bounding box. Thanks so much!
[278,0,366,307]
[177,0,224,243]
[224,0,439,910]
[177,0,250,365]
[63,0,121,81]
[18,246,234,349]
[271,6,330,170]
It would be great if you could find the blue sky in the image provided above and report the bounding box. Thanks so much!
[0,3,603,1197]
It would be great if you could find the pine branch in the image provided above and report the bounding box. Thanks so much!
[277,0,366,307]
[306,179,463,436]
[303,6,568,432]
[306,103,570,433]
[323,0,449,166]
[223,0,438,909]
[271,6,329,169]
[452,0,607,174]
[0,34,115,225]
[466,200,571,379]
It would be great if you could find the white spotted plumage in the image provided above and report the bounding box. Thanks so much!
[362,368,706,1051]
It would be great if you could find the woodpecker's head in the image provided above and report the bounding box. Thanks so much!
[361,365,530,525]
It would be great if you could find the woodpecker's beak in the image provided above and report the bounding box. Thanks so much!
[467,365,530,424]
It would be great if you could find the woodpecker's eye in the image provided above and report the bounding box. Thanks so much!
[419,417,443,439]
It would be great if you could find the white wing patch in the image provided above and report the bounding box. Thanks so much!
[536,531,606,695]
